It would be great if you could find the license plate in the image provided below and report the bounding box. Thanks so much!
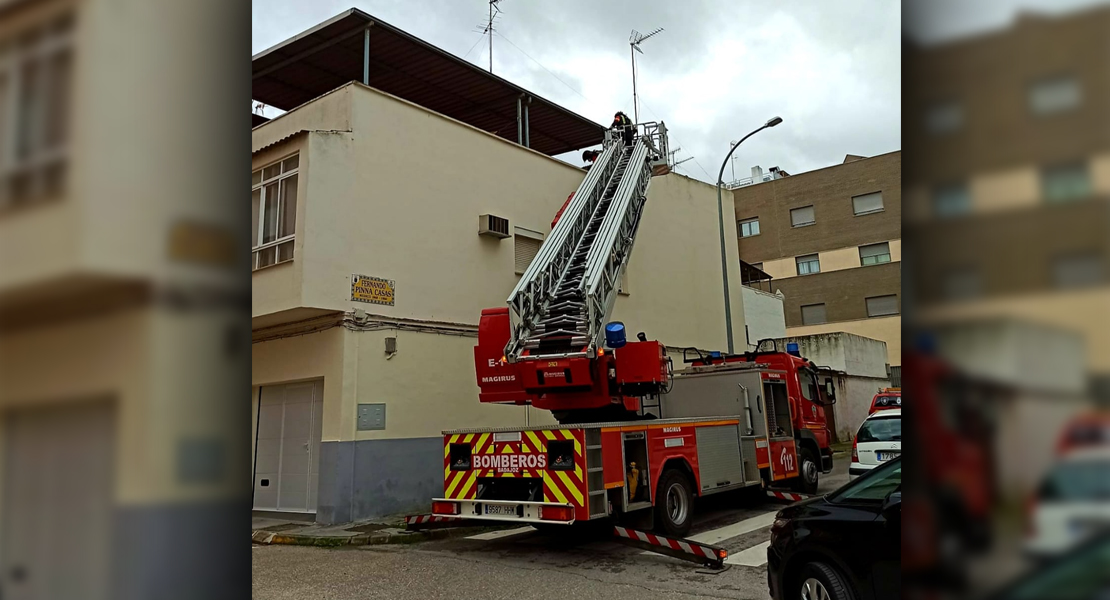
[876,452,900,462]
[484,504,518,516]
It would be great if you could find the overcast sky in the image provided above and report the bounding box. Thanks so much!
[253,1,1103,182]
[254,0,902,182]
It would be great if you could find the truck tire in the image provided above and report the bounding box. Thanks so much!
[793,446,819,495]
[654,468,694,537]
[797,562,857,600]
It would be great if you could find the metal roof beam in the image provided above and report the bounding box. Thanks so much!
[253,23,370,80]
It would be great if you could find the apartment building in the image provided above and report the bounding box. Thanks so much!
[0,0,244,597]
[905,6,1110,403]
[250,9,750,524]
[733,151,903,376]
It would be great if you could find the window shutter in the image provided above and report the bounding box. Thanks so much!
[859,242,891,265]
[866,295,899,317]
[515,235,542,274]
[790,206,815,226]
[852,192,883,215]
[801,304,827,325]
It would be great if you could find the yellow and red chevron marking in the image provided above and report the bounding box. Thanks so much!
[539,429,586,512]
[480,432,546,478]
[442,432,492,500]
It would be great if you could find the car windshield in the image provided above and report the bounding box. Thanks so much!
[1064,424,1110,447]
[873,394,901,408]
[1001,535,1110,600]
[858,415,901,443]
[828,457,901,503]
[1038,459,1110,502]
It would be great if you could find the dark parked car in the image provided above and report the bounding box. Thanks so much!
[989,532,1109,600]
[767,456,901,600]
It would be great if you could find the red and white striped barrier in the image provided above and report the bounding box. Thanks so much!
[766,490,809,503]
[404,515,461,530]
[612,526,728,569]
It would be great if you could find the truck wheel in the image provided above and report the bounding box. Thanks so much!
[793,447,819,495]
[797,562,857,600]
[654,469,694,537]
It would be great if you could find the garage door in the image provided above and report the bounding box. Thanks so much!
[253,381,323,513]
[1,401,115,600]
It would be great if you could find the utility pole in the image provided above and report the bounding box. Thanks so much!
[629,28,663,124]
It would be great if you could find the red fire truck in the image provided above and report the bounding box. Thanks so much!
[430,127,835,536]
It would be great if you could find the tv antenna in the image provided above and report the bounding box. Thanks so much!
[483,1,505,73]
[629,27,663,124]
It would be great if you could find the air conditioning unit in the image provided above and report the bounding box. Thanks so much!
[478,214,510,239]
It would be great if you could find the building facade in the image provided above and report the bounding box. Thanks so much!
[250,11,750,524]
[733,151,903,377]
[905,6,1110,403]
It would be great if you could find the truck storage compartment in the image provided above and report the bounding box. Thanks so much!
[623,432,649,505]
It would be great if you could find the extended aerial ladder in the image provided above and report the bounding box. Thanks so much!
[474,123,671,420]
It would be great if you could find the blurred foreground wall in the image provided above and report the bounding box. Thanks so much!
[0,0,248,597]
[905,3,1109,597]
[906,3,1109,490]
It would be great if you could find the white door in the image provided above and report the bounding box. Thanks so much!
[253,381,322,513]
[1,401,115,600]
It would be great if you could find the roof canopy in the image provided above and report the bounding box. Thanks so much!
[252,8,605,156]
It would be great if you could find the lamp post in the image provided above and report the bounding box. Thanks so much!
[716,116,782,354]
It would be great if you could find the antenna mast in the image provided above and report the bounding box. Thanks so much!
[485,0,504,73]
[629,27,663,124]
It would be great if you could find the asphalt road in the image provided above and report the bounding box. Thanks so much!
[252,456,851,600]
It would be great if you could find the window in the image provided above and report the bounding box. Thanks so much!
[738,217,760,238]
[865,295,899,317]
[1029,75,1081,116]
[925,101,963,135]
[1037,460,1110,502]
[801,303,827,325]
[1052,254,1104,289]
[859,242,891,266]
[943,268,982,301]
[852,192,883,215]
[933,183,971,217]
[857,414,902,443]
[790,205,815,227]
[514,227,544,274]
[251,154,299,270]
[798,369,819,403]
[829,457,901,503]
[796,254,820,275]
[0,14,75,210]
[1042,163,1091,203]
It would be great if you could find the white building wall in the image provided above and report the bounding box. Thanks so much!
[741,286,786,350]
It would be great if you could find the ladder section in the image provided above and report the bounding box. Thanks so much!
[523,145,638,357]
[515,139,653,359]
[505,143,621,359]
[582,140,652,355]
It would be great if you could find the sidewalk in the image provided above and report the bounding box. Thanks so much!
[251,515,496,547]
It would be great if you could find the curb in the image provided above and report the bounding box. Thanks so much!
[252,525,491,547]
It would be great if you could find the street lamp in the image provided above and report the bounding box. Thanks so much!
[716,116,782,354]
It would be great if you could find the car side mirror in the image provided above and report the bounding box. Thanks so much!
[824,378,836,402]
[882,491,901,521]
